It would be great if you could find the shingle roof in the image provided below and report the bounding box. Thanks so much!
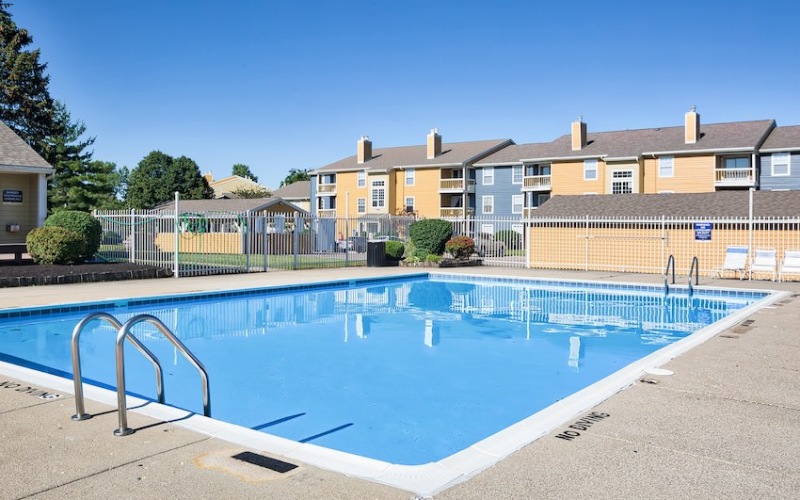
[532,191,800,218]
[760,125,800,152]
[0,121,53,171]
[156,197,307,214]
[477,120,775,165]
[272,180,311,199]
[313,138,512,173]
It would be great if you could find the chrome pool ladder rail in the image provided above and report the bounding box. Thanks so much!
[115,314,211,436]
[71,312,164,421]
[688,256,700,297]
[663,255,676,296]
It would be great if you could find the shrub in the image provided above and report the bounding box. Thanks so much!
[45,210,103,260]
[409,219,452,256]
[26,227,86,264]
[496,229,522,250]
[385,240,405,260]
[445,236,475,259]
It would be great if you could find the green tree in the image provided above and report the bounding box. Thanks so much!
[232,163,258,182]
[0,2,56,154]
[280,168,310,187]
[230,186,272,199]
[126,151,213,208]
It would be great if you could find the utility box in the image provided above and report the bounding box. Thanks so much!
[367,241,386,267]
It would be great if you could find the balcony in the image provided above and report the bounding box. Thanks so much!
[317,183,337,195]
[439,178,476,193]
[439,207,475,218]
[317,209,337,218]
[714,168,754,187]
[522,175,552,191]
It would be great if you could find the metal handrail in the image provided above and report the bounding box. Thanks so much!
[114,314,211,436]
[71,312,164,421]
[689,256,700,296]
[664,255,675,295]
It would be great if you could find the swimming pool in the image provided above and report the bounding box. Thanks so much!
[0,273,777,494]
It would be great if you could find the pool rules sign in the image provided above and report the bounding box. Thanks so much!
[694,222,712,242]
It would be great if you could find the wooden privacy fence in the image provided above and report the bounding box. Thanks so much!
[527,216,800,278]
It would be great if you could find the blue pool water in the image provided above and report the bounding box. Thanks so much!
[0,274,767,465]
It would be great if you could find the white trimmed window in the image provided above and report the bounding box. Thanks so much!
[511,194,523,214]
[405,168,415,186]
[357,170,366,187]
[404,196,415,212]
[611,171,633,194]
[512,165,523,184]
[483,167,494,185]
[772,153,791,176]
[482,195,494,214]
[658,156,674,177]
[371,180,385,208]
[357,197,366,213]
[583,159,597,180]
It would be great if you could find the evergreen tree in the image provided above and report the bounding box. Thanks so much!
[126,151,213,209]
[232,163,258,182]
[0,2,56,154]
[45,101,95,210]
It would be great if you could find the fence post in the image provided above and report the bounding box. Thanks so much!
[130,208,136,264]
[345,215,350,267]
[173,192,179,278]
[584,214,589,271]
[263,214,268,272]
[293,211,300,270]
[245,210,251,272]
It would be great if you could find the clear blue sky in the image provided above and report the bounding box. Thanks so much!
[10,0,800,189]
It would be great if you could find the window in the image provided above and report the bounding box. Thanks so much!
[611,171,633,194]
[482,195,494,214]
[404,196,415,212]
[405,168,415,186]
[512,165,523,184]
[658,156,674,177]
[371,180,385,208]
[483,167,494,185]
[772,153,791,176]
[357,170,365,188]
[722,157,750,169]
[511,194,523,214]
[583,159,597,180]
[525,192,550,209]
[357,198,366,213]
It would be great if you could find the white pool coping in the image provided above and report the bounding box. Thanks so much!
[0,278,786,497]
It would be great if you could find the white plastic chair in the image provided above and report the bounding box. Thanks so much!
[748,249,776,281]
[712,246,748,280]
[778,250,800,282]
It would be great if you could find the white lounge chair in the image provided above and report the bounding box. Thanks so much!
[778,250,800,282]
[748,248,777,281]
[713,245,748,280]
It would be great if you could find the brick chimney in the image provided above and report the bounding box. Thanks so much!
[685,106,700,144]
[357,136,372,164]
[427,128,442,159]
[571,117,587,151]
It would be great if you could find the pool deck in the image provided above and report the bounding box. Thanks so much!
[1,267,798,499]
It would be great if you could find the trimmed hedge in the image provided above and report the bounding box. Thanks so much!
[445,236,475,259]
[45,210,103,260]
[409,219,452,257]
[385,240,405,260]
[26,227,86,265]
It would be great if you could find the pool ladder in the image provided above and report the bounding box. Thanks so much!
[664,255,700,298]
[71,312,211,436]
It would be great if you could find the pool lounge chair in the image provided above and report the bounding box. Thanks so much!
[748,248,777,281]
[712,245,748,280]
[778,250,800,282]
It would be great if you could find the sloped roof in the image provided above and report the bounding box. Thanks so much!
[477,120,775,165]
[156,197,307,214]
[532,191,800,218]
[0,121,54,172]
[760,125,800,152]
[272,180,311,199]
[314,138,513,173]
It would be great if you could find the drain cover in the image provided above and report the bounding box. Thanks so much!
[231,452,298,474]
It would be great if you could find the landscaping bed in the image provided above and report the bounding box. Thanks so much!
[0,261,173,288]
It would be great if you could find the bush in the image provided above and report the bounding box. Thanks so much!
[26,227,86,264]
[445,236,475,259]
[385,240,405,260]
[409,219,452,256]
[45,210,103,260]
[496,229,522,250]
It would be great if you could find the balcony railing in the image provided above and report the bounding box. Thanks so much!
[714,168,754,186]
[439,207,475,218]
[523,175,552,191]
[439,178,476,192]
[317,209,337,218]
[317,183,337,194]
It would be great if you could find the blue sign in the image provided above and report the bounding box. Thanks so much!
[2,190,22,203]
[694,222,712,241]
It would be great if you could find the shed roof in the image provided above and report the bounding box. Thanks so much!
[0,121,54,172]
[272,180,311,199]
[156,197,307,214]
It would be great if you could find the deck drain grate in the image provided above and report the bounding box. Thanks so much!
[231,452,298,473]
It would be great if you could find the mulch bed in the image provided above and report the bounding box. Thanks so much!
[0,260,173,288]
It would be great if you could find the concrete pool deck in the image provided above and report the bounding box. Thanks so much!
[1,267,799,499]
